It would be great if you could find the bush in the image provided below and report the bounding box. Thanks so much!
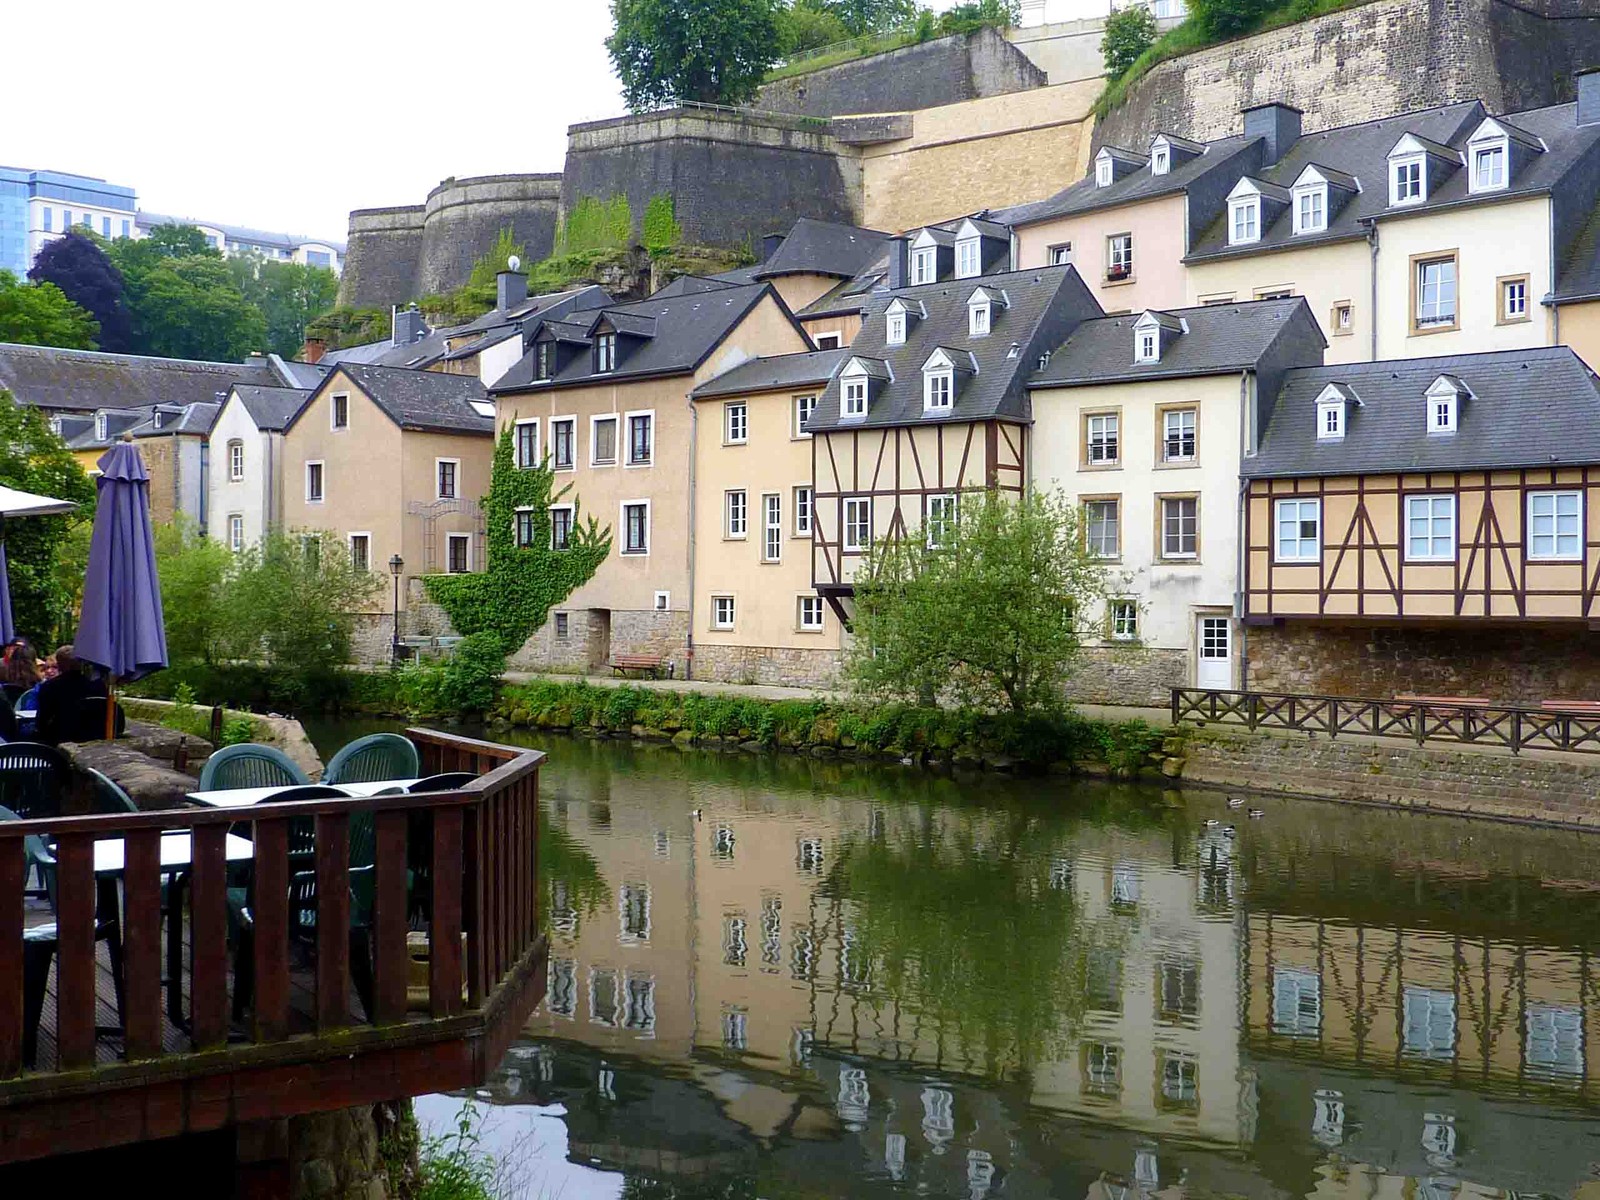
[1189,0,1278,36]
[396,633,507,720]
[417,1101,497,1200]
[1102,4,1157,76]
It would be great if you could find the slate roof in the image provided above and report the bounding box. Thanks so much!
[270,357,329,389]
[691,349,849,399]
[443,328,518,362]
[493,281,790,393]
[0,344,281,412]
[651,275,742,298]
[806,264,1101,433]
[755,219,894,281]
[1555,195,1600,301]
[64,401,219,450]
[1246,347,1600,478]
[232,384,310,431]
[304,363,492,436]
[1031,297,1324,387]
[798,268,888,318]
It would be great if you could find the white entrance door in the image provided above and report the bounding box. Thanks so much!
[1196,616,1232,690]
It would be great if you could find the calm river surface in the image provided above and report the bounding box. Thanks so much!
[306,720,1600,1199]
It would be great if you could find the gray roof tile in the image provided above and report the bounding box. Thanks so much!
[755,218,893,281]
[0,344,280,413]
[309,363,491,436]
[691,348,849,398]
[232,384,310,431]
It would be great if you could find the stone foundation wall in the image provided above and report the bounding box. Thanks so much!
[1065,646,1187,707]
[612,609,691,676]
[350,613,396,666]
[691,643,842,689]
[510,607,611,674]
[1246,623,1600,705]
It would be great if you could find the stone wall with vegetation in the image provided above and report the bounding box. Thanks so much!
[1067,645,1186,707]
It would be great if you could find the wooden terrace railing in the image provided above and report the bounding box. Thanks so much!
[1172,688,1600,756]
[0,728,546,1162]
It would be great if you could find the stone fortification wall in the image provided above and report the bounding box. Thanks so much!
[756,27,1046,118]
[562,108,858,251]
[338,206,425,309]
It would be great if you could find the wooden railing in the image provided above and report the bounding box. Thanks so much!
[1172,689,1600,756]
[0,728,543,1086]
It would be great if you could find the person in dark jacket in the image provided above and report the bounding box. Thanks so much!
[35,645,104,745]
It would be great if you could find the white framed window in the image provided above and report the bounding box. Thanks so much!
[514,418,540,469]
[794,485,813,536]
[711,595,736,630]
[925,493,956,549]
[622,500,650,555]
[724,401,748,445]
[1293,185,1326,235]
[94,412,107,441]
[911,246,936,284]
[445,533,471,574]
[1502,276,1529,322]
[762,492,782,562]
[813,332,842,349]
[435,458,460,500]
[1162,408,1196,462]
[1136,329,1158,363]
[1274,498,1320,562]
[534,340,554,380]
[1086,412,1119,465]
[1110,599,1138,641]
[551,504,575,550]
[969,298,990,337]
[843,376,868,418]
[1049,243,1072,265]
[1151,145,1170,175]
[654,590,670,611]
[1430,393,1457,434]
[843,496,872,552]
[1162,496,1199,559]
[551,417,576,470]
[1229,197,1259,245]
[793,394,816,438]
[1107,234,1133,281]
[1273,967,1322,1038]
[514,507,536,548]
[1405,494,1456,561]
[626,410,654,466]
[956,238,981,279]
[886,310,906,345]
[1391,155,1424,205]
[1085,498,1119,558]
[1318,400,1345,439]
[595,331,617,373]
[1415,255,1457,330]
[590,415,619,465]
[227,439,244,482]
[348,532,371,574]
[305,460,324,503]
[1403,987,1457,1060]
[331,393,349,430]
[1471,141,1507,192]
[1096,156,1114,187]
[1528,490,1582,561]
[924,369,953,412]
[725,489,748,538]
[227,513,244,553]
[797,595,825,631]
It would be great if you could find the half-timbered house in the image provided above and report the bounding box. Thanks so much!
[1243,346,1600,699]
[805,262,1103,621]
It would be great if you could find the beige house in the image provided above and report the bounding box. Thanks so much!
[689,349,848,687]
[280,362,494,657]
[491,281,813,676]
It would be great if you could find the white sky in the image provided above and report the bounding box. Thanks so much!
[7,0,962,243]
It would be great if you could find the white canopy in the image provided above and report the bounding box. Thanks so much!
[0,484,77,518]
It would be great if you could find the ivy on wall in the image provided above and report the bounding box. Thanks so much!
[422,428,611,653]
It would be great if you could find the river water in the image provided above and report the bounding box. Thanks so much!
[305,721,1600,1199]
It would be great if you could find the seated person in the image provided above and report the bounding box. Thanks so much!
[35,645,104,745]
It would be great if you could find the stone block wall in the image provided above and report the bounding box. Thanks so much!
[510,607,611,674]
[612,609,691,676]
[1065,646,1187,707]
[692,644,842,689]
[338,206,425,310]
[350,613,397,666]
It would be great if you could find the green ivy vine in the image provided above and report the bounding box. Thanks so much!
[422,428,611,653]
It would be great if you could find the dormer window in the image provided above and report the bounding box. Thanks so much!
[1317,400,1344,439]
[1391,154,1425,205]
[1293,183,1326,234]
[956,237,981,279]
[887,309,906,344]
[595,332,617,373]
[911,246,936,285]
[967,290,993,338]
[841,364,871,419]
[1096,155,1114,187]
[1230,196,1258,244]
[924,367,953,411]
[535,340,553,380]
[1425,375,1468,434]
[95,412,107,441]
[1152,145,1169,175]
[1136,330,1156,362]
[1472,140,1506,192]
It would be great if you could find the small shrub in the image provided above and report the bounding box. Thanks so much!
[1102,4,1157,76]
[417,1101,496,1200]
[397,633,507,720]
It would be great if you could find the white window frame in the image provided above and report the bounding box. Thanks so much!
[1404,494,1456,562]
[330,392,350,431]
[724,400,748,445]
[305,460,325,504]
[1292,184,1327,235]
[551,416,577,471]
[94,412,107,442]
[925,493,957,550]
[762,492,783,562]
[1049,243,1073,266]
[1274,497,1321,563]
[711,595,736,631]
[1151,145,1170,175]
[445,532,471,574]
[1086,412,1119,466]
[1084,498,1119,559]
[793,393,816,439]
[794,485,813,536]
[513,506,537,549]
[1135,328,1158,364]
[1317,400,1345,440]
[843,496,872,553]
[1229,197,1259,245]
[968,297,991,338]
[1429,393,1457,434]
[1095,155,1114,187]
[624,409,654,467]
[1107,233,1133,280]
[1162,407,1196,463]
[514,418,540,469]
[797,595,825,632]
[227,439,244,482]
[654,590,671,611]
[590,414,619,466]
[842,375,868,419]
[621,499,651,556]
[595,331,617,373]
[548,503,574,550]
[1391,154,1425,205]
[227,513,244,553]
[1161,496,1199,559]
[1110,599,1138,641]
[813,331,842,349]
[1503,276,1529,321]
[1415,255,1458,330]
[911,246,936,285]
[1470,138,1508,194]
[955,238,981,279]
[435,457,461,501]
[924,368,953,412]
[347,531,372,574]
[725,489,748,539]
[1528,490,1582,561]
[886,309,906,345]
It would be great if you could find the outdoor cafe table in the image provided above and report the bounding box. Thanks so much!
[185,779,422,809]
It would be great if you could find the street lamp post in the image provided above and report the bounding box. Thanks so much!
[389,554,405,663]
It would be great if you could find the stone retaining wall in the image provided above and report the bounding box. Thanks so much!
[691,644,842,689]
[1065,646,1187,707]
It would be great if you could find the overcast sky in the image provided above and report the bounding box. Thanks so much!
[6,0,960,244]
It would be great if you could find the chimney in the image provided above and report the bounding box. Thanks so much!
[392,303,425,347]
[1242,101,1303,165]
[497,268,529,313]
[1579,68,1600,127]
[761,231,786,262]
[886,236,908,291]
[302,336,326,365]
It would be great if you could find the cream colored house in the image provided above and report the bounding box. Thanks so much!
[490,281,813,676]
[208,383,309,553]
[280,362,495,655]
[1029,298,1325,704]
[689,349,848,686]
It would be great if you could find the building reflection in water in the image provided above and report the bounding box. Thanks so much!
[467,741,1600,1198]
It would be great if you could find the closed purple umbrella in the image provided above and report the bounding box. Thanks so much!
[75,440,167,735]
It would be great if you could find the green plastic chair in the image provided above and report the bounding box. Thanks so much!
[85,768,138,814]
[198,743,309,792]
[323,734,420,786]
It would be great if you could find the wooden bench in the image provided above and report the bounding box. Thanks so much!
[611,654,670,680]
[1541,699,1600,715]
[1393,694,1491,710]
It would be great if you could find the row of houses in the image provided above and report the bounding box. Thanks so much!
[10,79,1600,702]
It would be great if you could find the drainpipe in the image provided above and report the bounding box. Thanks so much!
[1367,221,1380,362]
[686,391,697,681]
[1236,370,1251,690]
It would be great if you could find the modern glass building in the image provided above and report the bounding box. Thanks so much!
[0,165,138,277]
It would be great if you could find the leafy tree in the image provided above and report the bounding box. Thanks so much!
[1189,0,1277,37]
[222,530,381,667]
[228,257,340,359]
[141,223,219,260]
[0,271,98,349]
[808,0,917,35]
[845,489,1107,714]
[124,254,267,362]
[152,516,233,664]
[0,398,96,646]
[1102,3,1157,76]
[779,0,850,52]
[607,0,785,110]
[935,0,1020,34]
[27,232,133,352]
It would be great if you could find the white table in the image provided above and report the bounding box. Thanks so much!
[93,831,256,875]
[185,779,421,810]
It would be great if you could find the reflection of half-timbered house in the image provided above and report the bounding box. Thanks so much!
[805,260,1102,619]
[1244,347,1600,699]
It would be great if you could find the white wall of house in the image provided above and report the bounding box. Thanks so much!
[208,396,275,551]
[477,337,524,389]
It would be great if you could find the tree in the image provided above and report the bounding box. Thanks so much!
[845,490,1107,714]
[27,232,133,352]
[152,517,234,664]
[608,0,785,110]
[809,0,917,35]
[141,223,219,259]
[0,398,96,647]
[935,0,1020,35]
[0,271,98,349]
[1102,3,1157,76]
[123,254,267,362]
[222,531,381,668]
[228,257,340,359]
[779,0,850,53]
[1188,0,1277,38]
